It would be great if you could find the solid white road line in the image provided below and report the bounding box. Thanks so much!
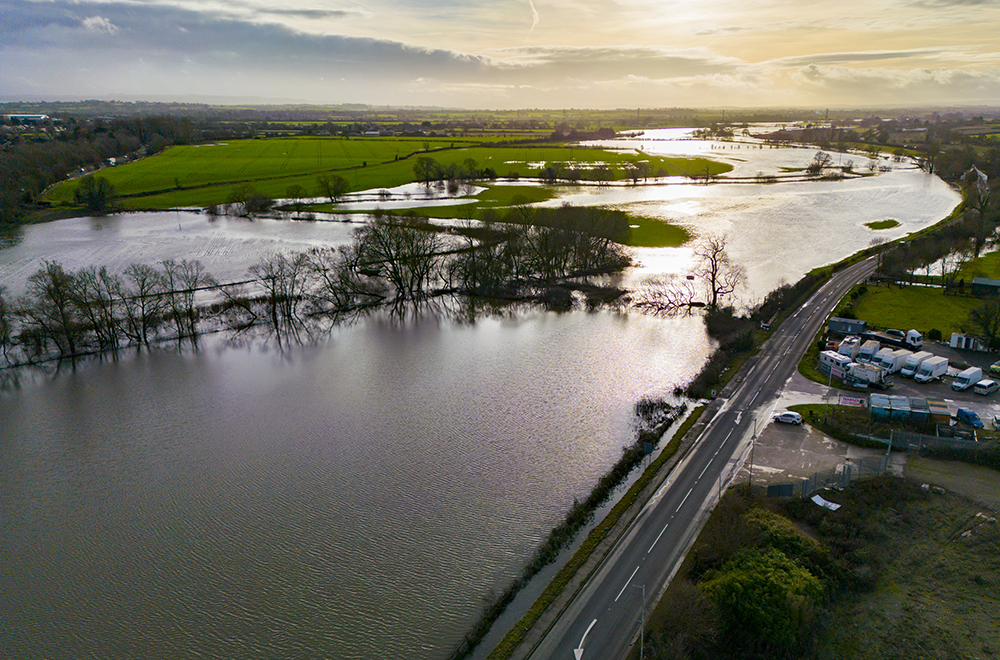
[615,566,640,603]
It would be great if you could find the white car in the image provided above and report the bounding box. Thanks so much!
[773,411,803,425]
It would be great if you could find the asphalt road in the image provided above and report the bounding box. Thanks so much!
[527,257,877,660]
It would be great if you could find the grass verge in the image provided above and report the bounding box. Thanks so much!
[483,405,706,660]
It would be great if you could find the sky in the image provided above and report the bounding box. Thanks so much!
[2,0,1000,109]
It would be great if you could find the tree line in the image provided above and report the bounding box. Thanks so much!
[0,209,631,368]
[1,115,253,225]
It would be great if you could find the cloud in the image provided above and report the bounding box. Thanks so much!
[768,48,960,67]
[1,0,998,107]
[794,63,1000,104]
[257,8,367,20]
[82,16,121,34]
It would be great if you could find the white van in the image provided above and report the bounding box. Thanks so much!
[974,379,999,395]
[953,366,984,391]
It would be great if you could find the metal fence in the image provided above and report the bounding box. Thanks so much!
[890,429,982,451]
[765,454,891,500]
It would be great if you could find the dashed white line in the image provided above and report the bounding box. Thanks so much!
[648,521,669,554]
[615,566,640,602]
[698,461,711,480]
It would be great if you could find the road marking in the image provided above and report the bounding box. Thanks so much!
[677,487,693,512]
[649,522,669,553]
[574,618,598,660]
[749,390,759,406]
[615,566,640,602]
[698,461,711,480]
[735,411,742,425]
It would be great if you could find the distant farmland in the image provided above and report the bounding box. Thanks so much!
[46,136,732,212]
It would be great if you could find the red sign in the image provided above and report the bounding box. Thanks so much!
[839,395,866,408]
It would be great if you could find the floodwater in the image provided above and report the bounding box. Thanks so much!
[0,133,962,660]
[1,311,708,660]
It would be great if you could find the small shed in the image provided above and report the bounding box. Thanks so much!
[971,277,1000,297]
[950,333,987,352]
[829,317,867,336]
[870,394,891,420]
[908,398,930,424]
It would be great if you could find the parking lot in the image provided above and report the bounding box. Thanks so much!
[832,340,1000,427]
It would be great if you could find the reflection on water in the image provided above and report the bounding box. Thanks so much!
[0,223,23,250]
[0,309,710,660]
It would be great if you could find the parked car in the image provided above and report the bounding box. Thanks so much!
[990,360,1000,376]
[955,407,985,429]
[773,411,803,425]
[974,379,999,395]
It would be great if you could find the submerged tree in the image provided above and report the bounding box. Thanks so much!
[18,261,83,358]
[0,285,11,363]
[121,263,166,347]
[695,234,746,311]
[354,216,445,302]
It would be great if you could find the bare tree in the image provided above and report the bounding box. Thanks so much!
[18,261,82,358]
[249,252,310,331]
[354,217,445,302]
[160,259,214,339]
[302,246,387,315]
[72,266,123,352]
[695,234,747,310]
[121,263,166,347]
[285,184,308,218]
[0,285,11,363]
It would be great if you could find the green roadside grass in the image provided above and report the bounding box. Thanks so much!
[485,405,706,660]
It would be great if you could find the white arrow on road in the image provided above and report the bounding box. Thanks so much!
[574,618,598,660]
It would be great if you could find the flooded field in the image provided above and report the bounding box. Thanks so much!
[0,132,962,659]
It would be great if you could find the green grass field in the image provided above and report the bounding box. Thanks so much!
[46,137,732,212]
[627,217,691,248]
[841,284,981,336]
[958,250,1000,281]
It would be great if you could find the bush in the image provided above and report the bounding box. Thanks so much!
[73,175,115,215]
[700,547,823,658]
